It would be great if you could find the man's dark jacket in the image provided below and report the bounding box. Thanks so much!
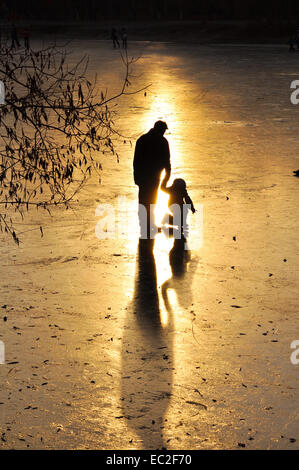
[133,128,171,188]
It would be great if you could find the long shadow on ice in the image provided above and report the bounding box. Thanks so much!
[121,238,174,450]
[161,237,196,312]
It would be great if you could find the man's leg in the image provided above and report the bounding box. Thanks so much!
[138,186,149,239]
[138,185,159,239]
[148,185,159,238]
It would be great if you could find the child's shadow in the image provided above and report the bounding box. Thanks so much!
[161,237,199,312]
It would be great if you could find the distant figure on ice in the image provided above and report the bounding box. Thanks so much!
[111,28,120,48]
[120,27,127,49]
[22,28,30,51]
[160,177,196,238]
[11,24,20,49]
[133,121,171,238]
[288,36,296,52]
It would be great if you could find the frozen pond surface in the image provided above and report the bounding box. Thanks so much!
[0,40,298,449]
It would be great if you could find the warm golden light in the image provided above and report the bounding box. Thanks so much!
[154,171,169,227]
[137,85,184,327]
[153,232,173,327]
[126,61,189,327]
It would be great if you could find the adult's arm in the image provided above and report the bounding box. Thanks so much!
[163,138,171,183]
[184,190,196,213]
[160,175,171,194]
[133,138,144,186]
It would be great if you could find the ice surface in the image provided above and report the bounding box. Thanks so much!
[0,40,298,450]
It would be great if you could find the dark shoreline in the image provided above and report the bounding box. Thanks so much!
[1,20,296,45]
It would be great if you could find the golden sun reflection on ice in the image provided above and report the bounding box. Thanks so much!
[140,91,181,172]
[130,83,186,327]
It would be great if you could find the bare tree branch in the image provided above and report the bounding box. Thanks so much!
[0,40,143,244]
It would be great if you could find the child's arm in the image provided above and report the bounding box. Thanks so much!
[184,191,196,213]
[160,176,171,194]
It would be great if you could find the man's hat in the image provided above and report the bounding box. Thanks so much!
[154,120,168,131]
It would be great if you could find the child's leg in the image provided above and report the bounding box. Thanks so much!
[182,205,189,236]
[169,205,183,239]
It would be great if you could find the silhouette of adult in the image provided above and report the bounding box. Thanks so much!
[11,24,20,49]
[120,27,127,49]
[111,28,120,49]
[133,121,171,238]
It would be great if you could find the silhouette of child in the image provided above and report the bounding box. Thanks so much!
[111,28,120,49]
[289,36,296,52]
[120,27,127,49]
[160,176,195,236]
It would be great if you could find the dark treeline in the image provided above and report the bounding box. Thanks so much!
[2,0,299,23]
